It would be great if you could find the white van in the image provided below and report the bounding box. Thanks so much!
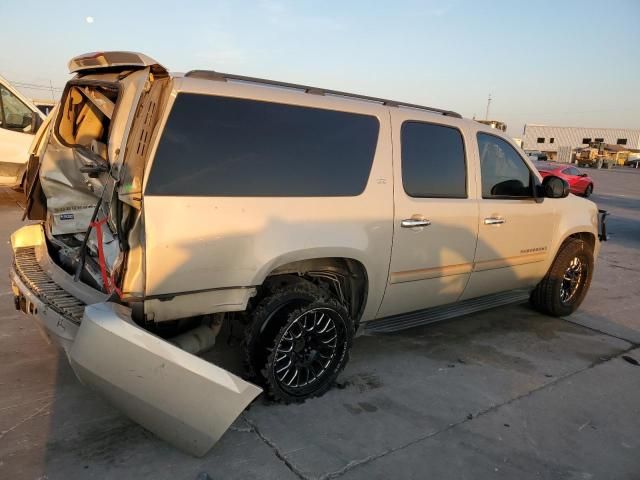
[0,75,46,187]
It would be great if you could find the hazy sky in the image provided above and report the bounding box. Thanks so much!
[2,0,638,135]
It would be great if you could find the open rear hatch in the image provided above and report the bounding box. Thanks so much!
[23,52,176,302]
[19,51,262,455]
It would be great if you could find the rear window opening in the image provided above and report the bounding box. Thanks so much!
[56,83,119,156]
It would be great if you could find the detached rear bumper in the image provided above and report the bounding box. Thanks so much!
[9,224,262,456]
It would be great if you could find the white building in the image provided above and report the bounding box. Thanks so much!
[522,125,640,160]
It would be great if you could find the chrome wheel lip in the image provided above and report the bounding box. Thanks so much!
[272,307,341,392]
[560,256,585,304]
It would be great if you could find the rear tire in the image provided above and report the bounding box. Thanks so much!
[264,298,353,403]
[243,278,326,381]
[530,238,593,317]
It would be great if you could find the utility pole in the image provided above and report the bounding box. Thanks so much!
[49,80,55,100]
[484,94,492,120]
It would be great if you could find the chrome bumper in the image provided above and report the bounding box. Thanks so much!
[9,224,262,456]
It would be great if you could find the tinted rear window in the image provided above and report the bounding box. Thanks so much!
[401,121,466,198]
[145,93,379,196]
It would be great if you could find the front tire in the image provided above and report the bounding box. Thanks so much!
[583,184,593,197]
[530,238,593,317]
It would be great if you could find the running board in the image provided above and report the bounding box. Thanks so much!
[365,289,531,334]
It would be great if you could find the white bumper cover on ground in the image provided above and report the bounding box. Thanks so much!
[69,302,262,456]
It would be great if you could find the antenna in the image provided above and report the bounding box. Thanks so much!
[485,93,492,120]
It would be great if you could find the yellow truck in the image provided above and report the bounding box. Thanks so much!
[575,143,629,169]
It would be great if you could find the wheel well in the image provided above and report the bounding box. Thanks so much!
[263,257,368,324]
[565,232,596,253]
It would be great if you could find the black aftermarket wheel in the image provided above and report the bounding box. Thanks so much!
[265,299,353,402]
[530,238,594,317]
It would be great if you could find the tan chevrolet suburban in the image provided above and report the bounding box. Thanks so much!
[10,52,607,456]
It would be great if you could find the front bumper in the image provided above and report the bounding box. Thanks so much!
[9,224,262,456]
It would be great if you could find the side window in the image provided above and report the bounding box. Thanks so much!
[401,121,466,198]
[0,85,33,132]
[146,94,380,196]
[478,133,532,198]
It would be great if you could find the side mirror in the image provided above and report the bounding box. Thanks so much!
[579,173,588,177]
[542,175,570,198]
[29,114,42,134]
[25,113,42,133]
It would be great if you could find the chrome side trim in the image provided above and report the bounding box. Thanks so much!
[389,252,546,284]
[389,263,474,284]
[473,252,547,272]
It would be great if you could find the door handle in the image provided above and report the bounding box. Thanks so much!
[401,218,431,228]
[484,216,506,225]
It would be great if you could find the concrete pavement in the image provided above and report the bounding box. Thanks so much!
[1,166,639,480]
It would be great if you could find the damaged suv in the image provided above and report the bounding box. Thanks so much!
[10,52,606,456]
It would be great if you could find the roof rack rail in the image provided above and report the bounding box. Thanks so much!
[184,70,462,118]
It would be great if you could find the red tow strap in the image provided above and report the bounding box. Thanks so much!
[89,216,123,299]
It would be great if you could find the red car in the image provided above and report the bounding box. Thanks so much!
[538,165,594,197]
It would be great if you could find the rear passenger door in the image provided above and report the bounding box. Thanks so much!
[378,112,479,318]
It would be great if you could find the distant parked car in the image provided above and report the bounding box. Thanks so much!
[625,157,640,169]
[527,150,548,161]
[538,165,594,197]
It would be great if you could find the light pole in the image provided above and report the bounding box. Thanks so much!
[484,93,491,120]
